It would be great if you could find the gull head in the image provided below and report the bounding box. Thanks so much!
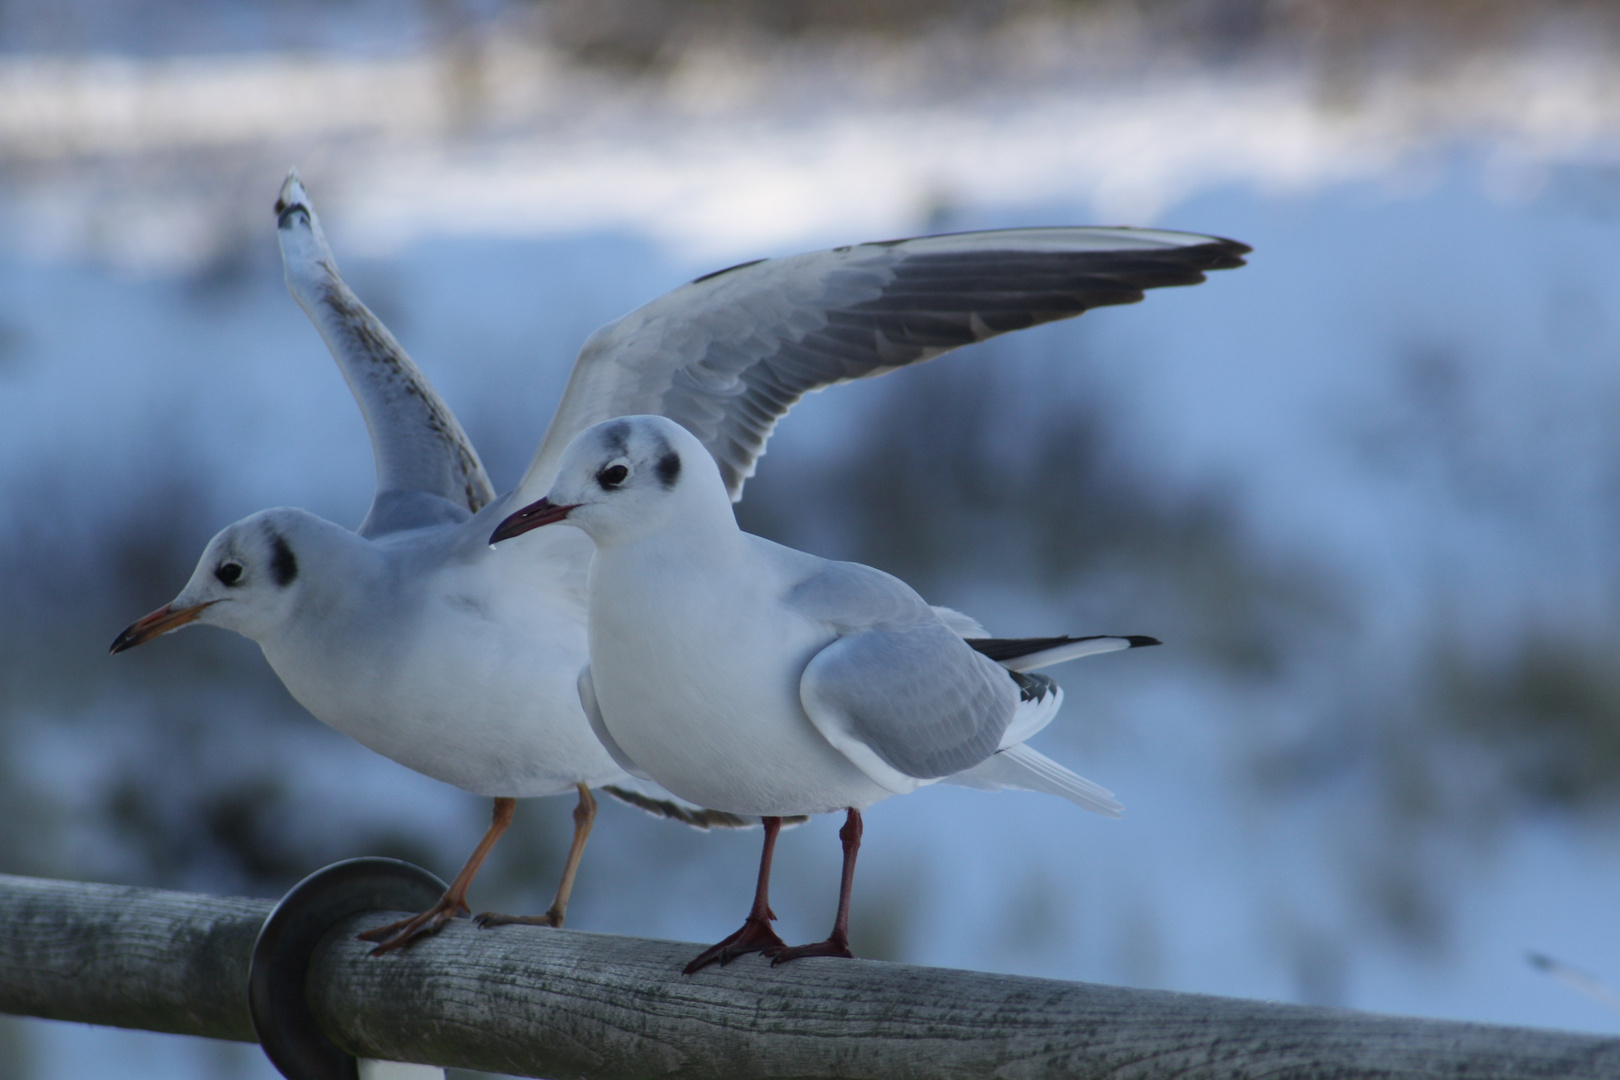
[111,507,322,653]
[491,415,723,548]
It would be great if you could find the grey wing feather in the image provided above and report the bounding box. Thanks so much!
[781,555,927,630]
[599,786,753,830]
[802,622,1017,780]
[787,558,1019,780]
[276,173,495,537]
[516,226,1250,503]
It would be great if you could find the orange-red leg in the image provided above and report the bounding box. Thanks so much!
[476,783,597,929]
[772,807,861,965]
[358,796,515,955]
[683,816,786,974]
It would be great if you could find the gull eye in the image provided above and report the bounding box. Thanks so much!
[215,561,244,587]
[598,463,630,490]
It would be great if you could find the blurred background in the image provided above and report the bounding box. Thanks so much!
[6,0,1620,1076]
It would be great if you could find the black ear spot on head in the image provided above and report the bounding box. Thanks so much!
[269,533,299,587]
[656,451,681,489]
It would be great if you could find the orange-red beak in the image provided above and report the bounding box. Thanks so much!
[109,601,217,654]
[490,498,577,544]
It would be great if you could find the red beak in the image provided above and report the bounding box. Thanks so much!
[490,498,578,544]
[110,601,216,654]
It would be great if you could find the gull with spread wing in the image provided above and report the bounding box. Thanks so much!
[490,416,1150,971]
[112,171,1247,952]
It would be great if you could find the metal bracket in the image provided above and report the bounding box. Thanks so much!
[248,857,448,1080]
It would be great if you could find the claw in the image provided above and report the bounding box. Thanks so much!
[356,894,469,955]
[771,934,853,965]
[473,909,563,930]
[683,915,787,974]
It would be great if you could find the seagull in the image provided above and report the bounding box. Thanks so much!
[112,170,1247,954]
[490,415,1151,971]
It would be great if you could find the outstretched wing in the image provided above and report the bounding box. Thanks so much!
[276,172,495,537]
[517,226,1249,503]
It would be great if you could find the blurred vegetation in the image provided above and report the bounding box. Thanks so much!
[9,0,1620,67]
[1438,634,1620,812]
[539,0,1620,68]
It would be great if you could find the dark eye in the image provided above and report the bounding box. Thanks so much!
[598,464,630,489]
[215,561,244,586]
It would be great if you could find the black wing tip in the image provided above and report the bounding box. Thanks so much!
[968,635,1062,661]
[276,200,311,230]
[1012,669,1058,703]
[1207,235,1253,258]
[968,634,1161,662]
[1186,237,1251,269]
[274,172,312,228]
[1140,238,1250,272]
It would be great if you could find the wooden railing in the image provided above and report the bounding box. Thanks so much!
[1,868,1615,1079]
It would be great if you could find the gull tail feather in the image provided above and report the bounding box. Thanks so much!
[945,744,1123,818]
[601,786,808,830]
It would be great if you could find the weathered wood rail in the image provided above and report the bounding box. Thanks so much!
[1,871,1615,1079]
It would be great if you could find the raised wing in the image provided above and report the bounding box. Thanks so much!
[517,226,1250,503]
[276,172,495,537]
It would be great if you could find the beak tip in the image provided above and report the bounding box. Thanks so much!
[109,621,143,655]
[490,498,575,545]
[109,600,212,655]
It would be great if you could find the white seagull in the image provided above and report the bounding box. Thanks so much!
[490,415,1151,972]
[112,171,1247,953]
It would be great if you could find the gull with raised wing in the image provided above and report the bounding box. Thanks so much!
[112,171,1247,953]
[491,415,1153,972]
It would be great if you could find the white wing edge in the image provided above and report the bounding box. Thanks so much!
[997,679,1064,749]
[799,640,933,797]
[945,743,1123,818]
[577,665,654,782]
